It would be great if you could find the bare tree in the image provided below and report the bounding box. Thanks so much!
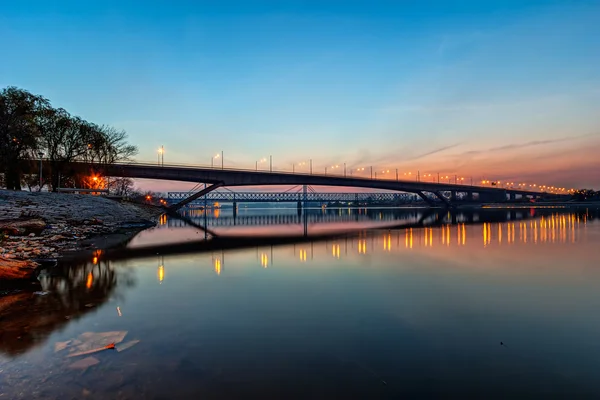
[109,177,135,196]
[87,125,137,164]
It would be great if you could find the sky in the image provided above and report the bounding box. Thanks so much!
[1,0,599,192]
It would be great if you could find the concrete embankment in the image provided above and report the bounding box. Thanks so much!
[0,190,162,282]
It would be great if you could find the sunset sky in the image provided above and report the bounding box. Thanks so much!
[1,0,599,192]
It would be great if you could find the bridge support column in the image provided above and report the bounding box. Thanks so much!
[467,192,474,202]
[297,200,302,214]
[509,193,516,201]
[233,202,237,218]
[450,191,457,202]
[416,191,435,207]
[433,191,453,208]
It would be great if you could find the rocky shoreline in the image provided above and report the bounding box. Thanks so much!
[0,190,162,282]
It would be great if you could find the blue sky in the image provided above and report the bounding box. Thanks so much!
[1,0,599,190]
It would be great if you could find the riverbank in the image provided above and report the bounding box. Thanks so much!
[0,190,162,281]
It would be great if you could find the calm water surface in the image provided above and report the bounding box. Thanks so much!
[1,207,599,399]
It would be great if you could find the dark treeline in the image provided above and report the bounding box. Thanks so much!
[0,86,137,191]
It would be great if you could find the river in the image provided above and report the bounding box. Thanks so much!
[1,206,599,399]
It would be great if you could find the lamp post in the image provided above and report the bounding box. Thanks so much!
[212,153,219,168]
[270,155,272,172]
[157,146,164,166]
[370,166,373,179]
[310,159,312,175]
[256,157,267,171]
[38,152,43,190]
[221,151,224,169]
[344,163,346,177]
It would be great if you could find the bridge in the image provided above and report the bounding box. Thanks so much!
[42,161,567,210]
[166,190,418,205]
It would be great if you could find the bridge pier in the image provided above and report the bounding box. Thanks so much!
[416,191,435,206]
[433,191,453,208]
[168,182,224,212]
[233,202,237,218]
[450,191,457,202]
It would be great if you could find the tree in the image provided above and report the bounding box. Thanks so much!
[86,125,137,164]
[1,86,138,191]
[0,87,49,190]
[108,177,135,197]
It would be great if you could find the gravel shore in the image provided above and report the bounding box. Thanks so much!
[0,190,162,280]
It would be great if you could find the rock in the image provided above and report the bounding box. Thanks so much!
[0,257,39,280]
[0,219,46,236]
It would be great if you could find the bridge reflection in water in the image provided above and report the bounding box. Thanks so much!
[142,208,596,278]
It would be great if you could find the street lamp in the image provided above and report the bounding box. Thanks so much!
[294,161,307,174]
[212,153,220,168]
[157,145,164,166]
[256,157,267,171]
[38,152,43,190]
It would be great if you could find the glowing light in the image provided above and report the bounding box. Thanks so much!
[383,233,392,251]
[299,249,307,262]
[158,265,164,283]
[332,244,341,259]
[261,253,269,268]
[358,239,367,254]
[214,258,222,275]
[86,272,93,289]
